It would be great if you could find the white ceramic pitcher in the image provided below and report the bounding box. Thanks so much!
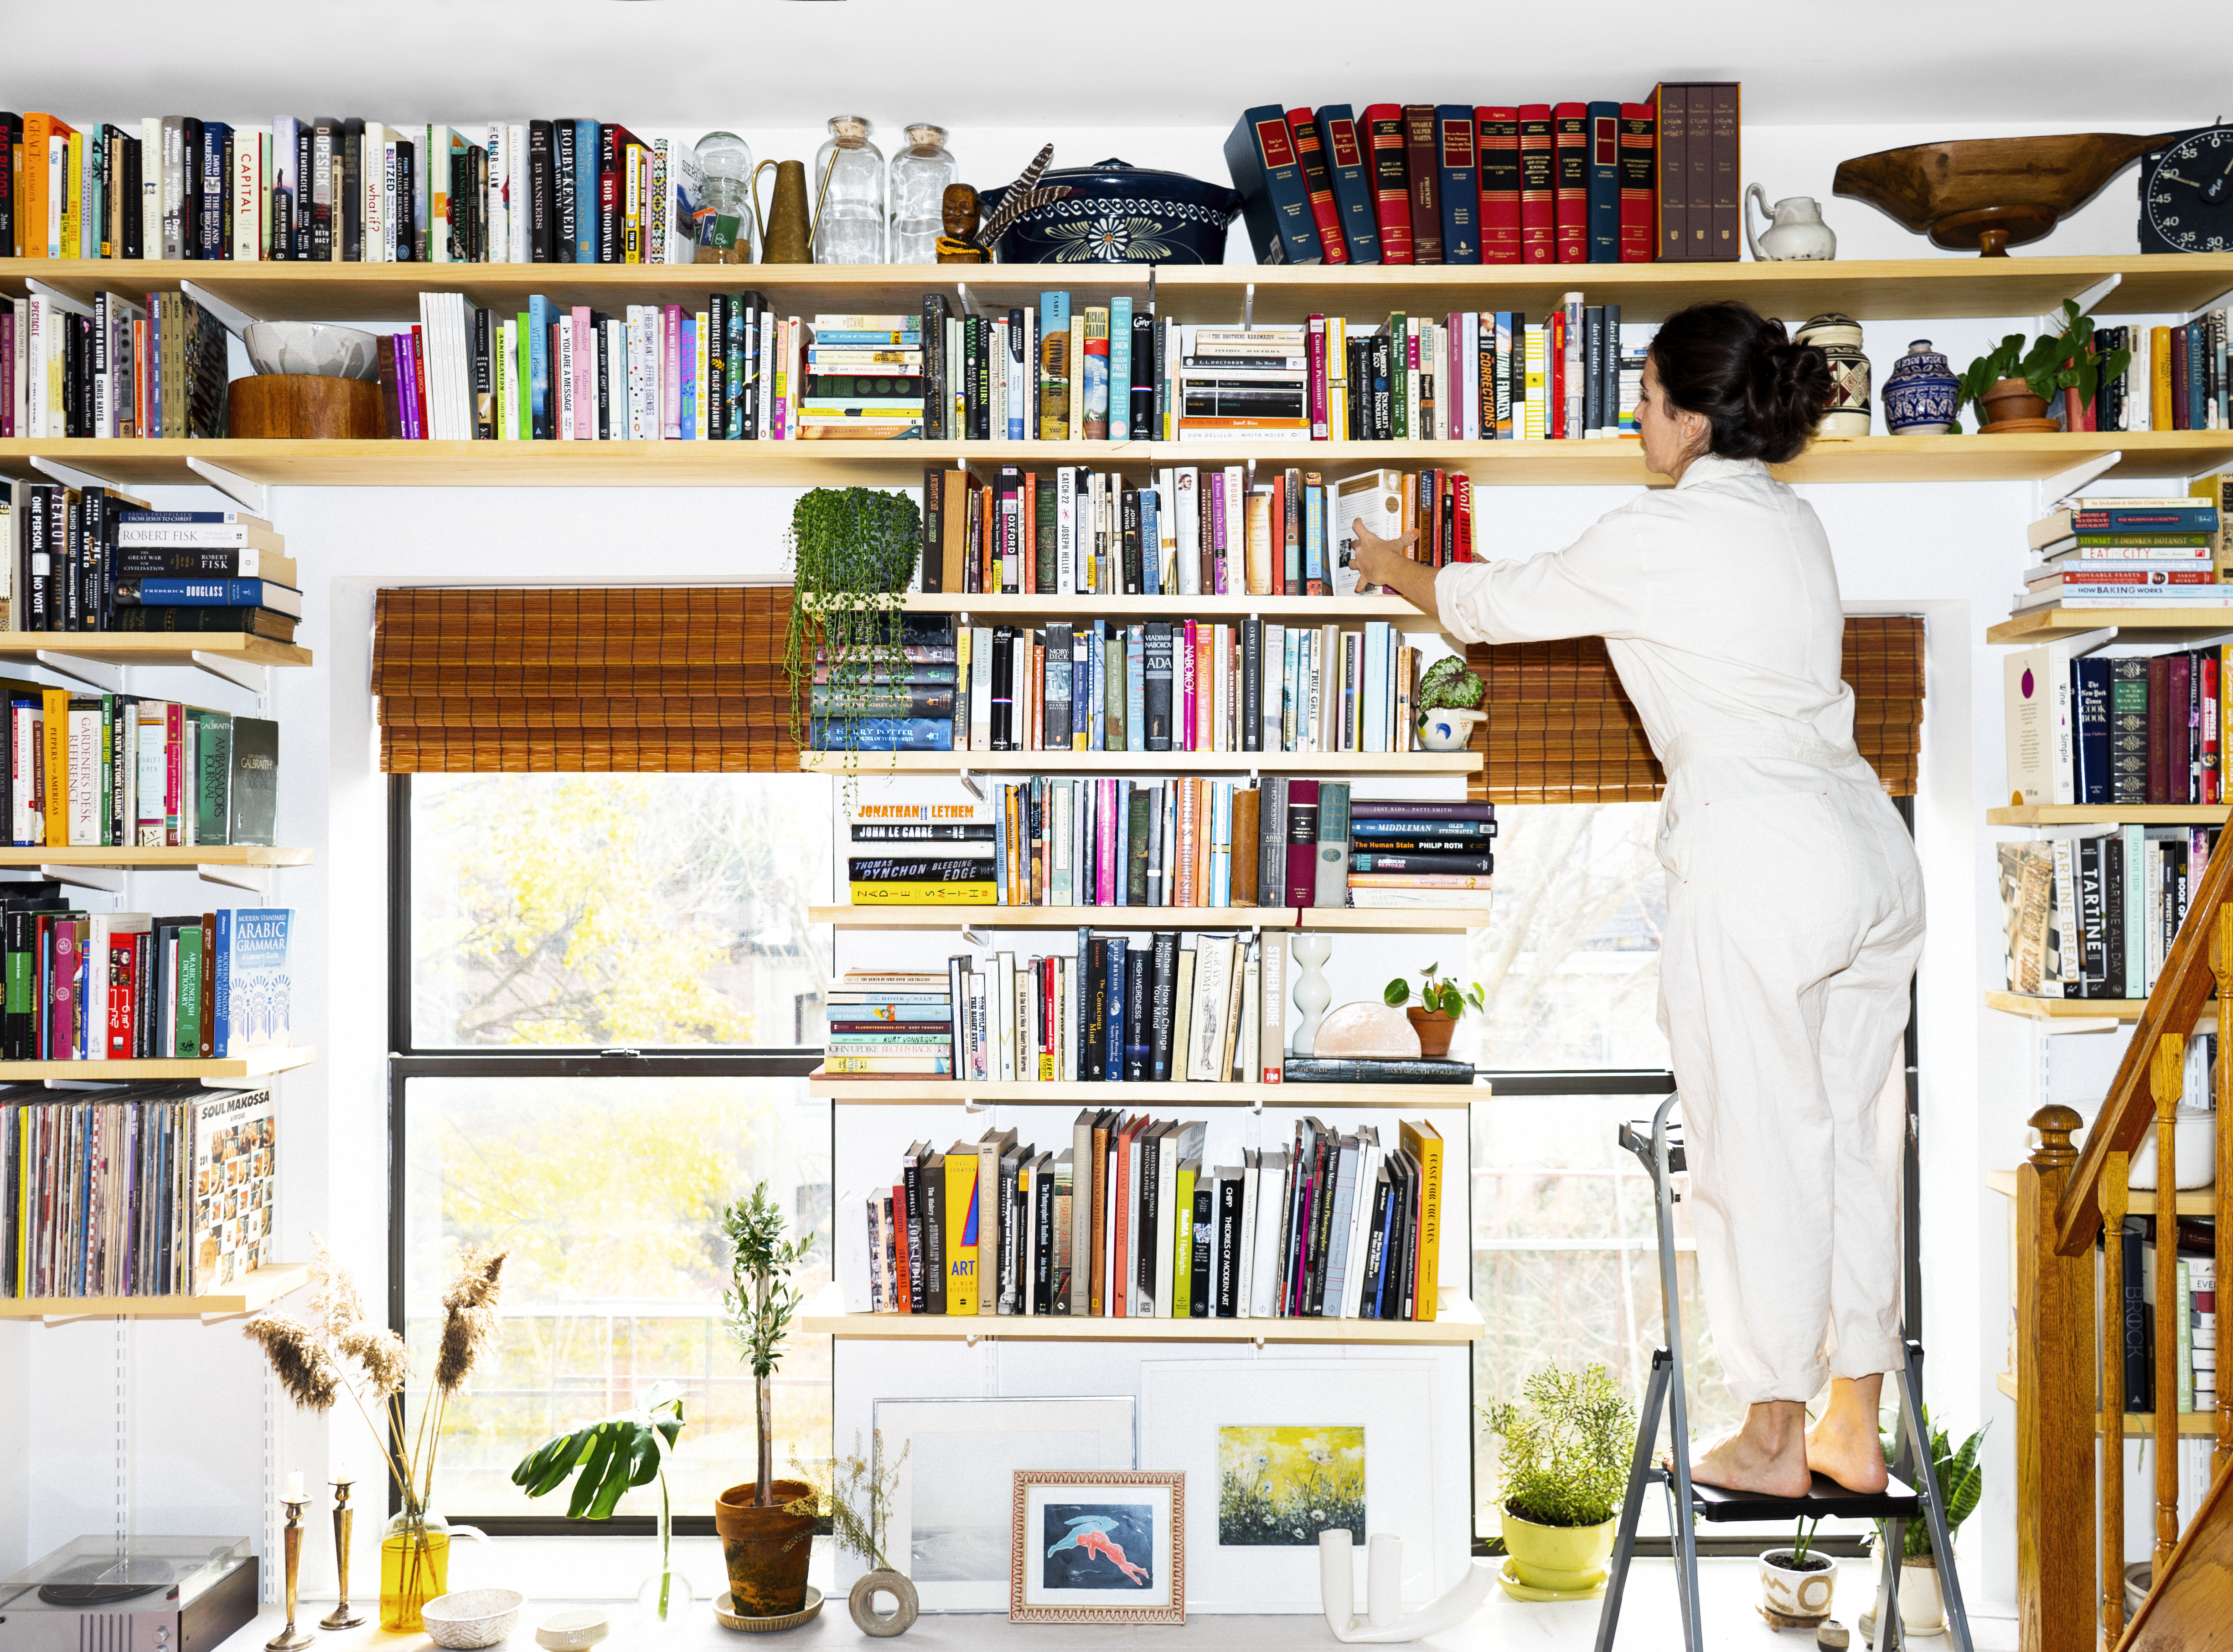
[1745,187,1837,261]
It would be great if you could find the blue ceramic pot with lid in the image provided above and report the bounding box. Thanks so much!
[1883,339,1960,435]
[979,158,1241,265]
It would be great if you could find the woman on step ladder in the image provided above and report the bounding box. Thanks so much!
[1352,300,1924,1498]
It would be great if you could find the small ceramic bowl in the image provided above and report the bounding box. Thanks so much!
[420,1588,527,1649]
[534,1608,610,1652]
[243,321,380,381]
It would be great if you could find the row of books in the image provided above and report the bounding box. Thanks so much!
[836,1114,1447,1322]
[2007,640,2233,809]
[0,903,292,1061]
[6,492,300,641]
[0,114,707,264]
[2,288,229,440]
[2082,316,2229,434]
[1998,830,2215,1000]
[3,684,278,849]
[1224,89,1739,266]
[2114,1219,2217,1415]
[920,465,1473,601]
[1,1082,276,1299]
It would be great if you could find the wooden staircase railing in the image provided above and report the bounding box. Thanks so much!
[2017,837,2233,1651]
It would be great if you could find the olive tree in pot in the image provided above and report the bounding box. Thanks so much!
[783,487,924,802]
[1483,1363,1635,1600]
[713,1182,817,1620]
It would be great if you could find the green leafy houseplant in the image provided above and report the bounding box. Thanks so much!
[723,1181,813,1508]
[1880,1411,1985,1560]
[1384,961,1487,1018]
[1415,656,1485,714]
[1954,299,2131,432]
[782,486,924,794]
[1483,1363,1636,1529]
[512,1383,689,1618]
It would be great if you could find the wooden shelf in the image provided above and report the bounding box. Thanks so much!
[1988,1167,2219,1215]
[0,1044,314,1081]
[1988,805,2231,826]
[1988,606,2233,645]
[801,750,1479,775]
[1299,905,1493,930]
[809,1072,1483,1108]
[0,1262,310,1324]
[0,847,313,869]
[810,903,1492,932]
[1994,1370,2219,1435]
[905,593,1447,627]
[16,253,2233,326]
[0,630,310,674]
[800,1281,1484,1343]
[1986,991,2151,1022]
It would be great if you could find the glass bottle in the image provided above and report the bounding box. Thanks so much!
[888,124,958,264]
[379,1505,488,1632]
[691,130,756,264]
[812,115,885,265]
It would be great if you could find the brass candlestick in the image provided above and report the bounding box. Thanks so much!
[319,1479,363,1630]
[267,1497,315,1651]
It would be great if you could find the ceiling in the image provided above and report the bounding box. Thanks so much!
[21,0,2233,130]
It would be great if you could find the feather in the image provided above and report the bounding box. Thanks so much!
[977,181,1074,252]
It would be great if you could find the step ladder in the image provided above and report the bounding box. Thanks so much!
[1591,1092,1974,1652]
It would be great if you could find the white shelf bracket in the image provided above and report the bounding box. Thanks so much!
[2042,450,2124,508]
[199,1075,270,1089]
[2190,454,2233,485]
[29,454,120,493]
[179,279,262,340]
[965,1332,982,1348]
[2180,286,2233,326]
[1242,283,1255,330]
[2042,1017,2127,1036]
[1252,1335,1266,1351]
[962,928,989,947]
[962,1094,989,1115]
[198,863,273,893]
[2040,274,2123,330]
[957,767,985,802]
[190,651,269,693]
[955,281,972,318]
[41,864,125,893]
[184,458,270,519]
[34,651,125,694]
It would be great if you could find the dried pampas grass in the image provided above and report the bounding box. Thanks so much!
[434,1246,508,1394]
[243,1315,340,1412]
[306,1235,367,1339]
[337,1325,412,1397]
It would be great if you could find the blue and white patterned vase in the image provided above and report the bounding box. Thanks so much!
[1882,339,1960,435]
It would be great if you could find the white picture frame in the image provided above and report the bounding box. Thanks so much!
[874,1394,1137,1611]
[1139,1357,1446,1614]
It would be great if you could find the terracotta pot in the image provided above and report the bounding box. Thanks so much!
[1406,1007,1458,1058]
[1979,376,2052,432]
[714,1481,817,1619]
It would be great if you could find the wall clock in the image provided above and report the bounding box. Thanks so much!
[2140,124,2233,253]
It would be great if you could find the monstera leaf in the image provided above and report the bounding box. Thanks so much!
[511,1383,686,1521]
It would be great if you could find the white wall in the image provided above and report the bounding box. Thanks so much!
[5,96,2226,1624]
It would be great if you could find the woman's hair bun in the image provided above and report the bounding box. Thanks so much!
[1649,301,1834,465]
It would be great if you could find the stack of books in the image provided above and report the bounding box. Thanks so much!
[8,492,300,641]
[836,1113,1447,1322]
[2013,494,2227,617]
[1177,326,1308,440]
[847,803,990,905]
[2006,637,2233,808]
[810,614,957,754]
[1,1081,277,1298]
[1348,799,1496,908]
[823,969,954,1077]
[801,314,923,441]
[0,904,291,1060]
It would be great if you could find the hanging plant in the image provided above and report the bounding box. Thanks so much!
[783,487,924,800]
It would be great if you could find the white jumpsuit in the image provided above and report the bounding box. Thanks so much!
[1434,453,1924,1406]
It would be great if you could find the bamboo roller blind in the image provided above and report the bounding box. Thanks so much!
[374,590,1921,796]
[1468,614,1925,805]
[373,587,800,773]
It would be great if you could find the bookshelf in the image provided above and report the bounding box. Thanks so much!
[799,1282,1484,1344]
[1992,1372,2216,1436]
[809,1073,1483,1109]
[905,593,1447,626]
[801,750,1480,775]
[1987,607,2233,645]
[0,847,314,870]
[1985,991,2151,1022]
[808,904,1493,933]
[1988,805,2231,826]
[0,632,312,671]
[1987,1167,2216,1216]
[0,1044,315,1081]
[0,1261,310,1325]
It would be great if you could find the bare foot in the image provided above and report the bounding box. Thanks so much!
[1688,1405,1812,1499]
[1806,1413,1888,1494]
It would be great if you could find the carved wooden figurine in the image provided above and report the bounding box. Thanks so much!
[936,185,988,263]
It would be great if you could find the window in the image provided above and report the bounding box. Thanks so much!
[391,773,835,1528]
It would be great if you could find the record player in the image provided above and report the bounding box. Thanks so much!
[0,1537,258,1652]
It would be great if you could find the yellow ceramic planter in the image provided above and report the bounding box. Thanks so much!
[1500,1508,1617,1599]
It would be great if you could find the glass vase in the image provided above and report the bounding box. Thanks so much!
[379,1505,488,1633]
[888,124,957,264]
[812,115,885,265]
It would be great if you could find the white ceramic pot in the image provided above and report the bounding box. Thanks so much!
[1899,1555,1945,1634]
[243,321,380,381]
[1745,187,1837,261]
[1416,707,1484,752]
[1757,1549,1836,1623]
[2126,1108,2214,1189]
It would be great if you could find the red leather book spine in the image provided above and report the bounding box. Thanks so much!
[1285,108,1350,264]
[1284,780,1321,907]
[2148,655,2171,802]
[1553,102,1587,264]
[1363,104,1414,264]
[1517,104,1554,264]
[1402,104,1442,263]
[1618,103,1655,262]
[1475,107,1520,264]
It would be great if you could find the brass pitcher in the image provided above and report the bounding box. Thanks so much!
[754,159,813,264]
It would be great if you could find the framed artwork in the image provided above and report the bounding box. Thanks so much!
[872,1396,1137,1611]
[1008,1469,1186,1624]
[1139,1357,1448,1614]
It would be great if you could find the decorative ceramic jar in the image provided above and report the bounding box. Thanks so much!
[1744,188,1836,260]
[1882,339,1960,434]
[1795,313,1871,438]
[1758,1547,1837,1625]
[812,116,885,264]
[1416,706,1484,751]
[977,157,1241,264]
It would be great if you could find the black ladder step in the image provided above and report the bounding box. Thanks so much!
[1686,1469,1921,1523]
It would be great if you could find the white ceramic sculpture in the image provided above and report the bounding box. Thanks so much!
[1290,934,1334,1056]
[1318,1531,1495,1644]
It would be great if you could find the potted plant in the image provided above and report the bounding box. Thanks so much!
[1759,1517,1837,1626]
[1482,1363,1635,1600]
[713,1182,819,1621]
[1954,298,2130,433]
[786,1431,915,1637]
[1415,656,1486,752]
[512,1382,691,1628]
[1383,963,1486,1058]
[783,486,924,795]
[1866,1412,1985,1637]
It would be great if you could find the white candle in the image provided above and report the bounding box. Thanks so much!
[284,1471,304,1502]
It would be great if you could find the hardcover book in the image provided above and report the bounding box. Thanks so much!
[1225,105,1321,265]
[1313,105,1380,264]
[1475,107,1521,263]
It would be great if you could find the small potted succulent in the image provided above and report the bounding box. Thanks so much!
[1759,1517,1837,1627]
[1955,298,2130,433]
[1415,656,1487,751]
[1482,1363,1634,1601]
[1384,963,1486,1058]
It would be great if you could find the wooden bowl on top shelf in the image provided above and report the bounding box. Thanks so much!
[1833,131,2173,255]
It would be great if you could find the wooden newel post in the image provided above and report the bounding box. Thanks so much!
[2018,1103,2095,1652]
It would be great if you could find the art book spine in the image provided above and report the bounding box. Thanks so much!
[1475,107,1520,264]
[1362,105,1414,264]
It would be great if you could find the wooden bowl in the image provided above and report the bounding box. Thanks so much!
[1833,132,2173,255]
